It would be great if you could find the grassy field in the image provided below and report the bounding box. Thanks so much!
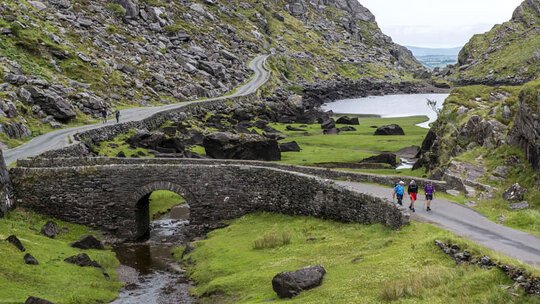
[0,209,121,303]
[185,213,538,304]
[270,116,429,166]
[149,190,186,219]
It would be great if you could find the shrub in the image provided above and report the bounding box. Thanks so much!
[252,231,292,250]
[106,3,126,17]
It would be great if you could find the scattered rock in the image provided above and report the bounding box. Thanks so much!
[280,141,301,152]
[320,118,336,130]
[502,183,527,202]
[272,265,326,298]
[28,1,47,11]
[24,253,39,265]
[25,297,54,304]
[6,235,25,252]
[71,235,104,250]
[41,221,59,238]
[286,125,306,132]
[509,201,529,210]
[323,127,340,135]
[64,253,102,268]
[338,126,356,132]
[374,124,405,135]
[336,116,359,125]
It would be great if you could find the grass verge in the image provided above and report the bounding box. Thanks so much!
[0,208,121,303]
[149,190,186,220]
[185,213,538,304]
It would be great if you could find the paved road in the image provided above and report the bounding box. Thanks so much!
[337,181,540,267]
[4,55,270,165]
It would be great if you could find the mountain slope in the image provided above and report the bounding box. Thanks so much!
[0,0,425,148]
[448,0,540,85]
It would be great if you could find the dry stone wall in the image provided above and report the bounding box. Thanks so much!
[0,150,13,217]
[11,160,408,240]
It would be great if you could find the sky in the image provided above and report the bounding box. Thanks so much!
[360,0,524,48]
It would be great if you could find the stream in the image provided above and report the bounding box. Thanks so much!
[111,205,195,304]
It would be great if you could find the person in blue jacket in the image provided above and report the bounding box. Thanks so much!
[393,180,405,206]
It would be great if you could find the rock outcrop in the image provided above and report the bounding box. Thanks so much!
[203,132,281,161]
[0,150,13,217]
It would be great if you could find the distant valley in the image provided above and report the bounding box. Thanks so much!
[406,46,462,69]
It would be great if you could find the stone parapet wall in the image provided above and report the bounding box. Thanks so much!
[11,162,408,240]
[17,157,452,191]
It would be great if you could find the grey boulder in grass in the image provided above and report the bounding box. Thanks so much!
[272,265,326,298]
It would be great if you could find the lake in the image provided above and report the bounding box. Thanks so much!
[321,93,449,128]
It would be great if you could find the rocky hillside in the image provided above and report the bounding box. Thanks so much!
[447,0,540,85]
[0,0,425,148]
[415,0,540,192]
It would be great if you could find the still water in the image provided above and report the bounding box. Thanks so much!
[321,93,449,128]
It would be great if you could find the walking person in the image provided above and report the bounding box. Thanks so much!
[424,181,435,211]
[393,180,405,206]
[100,108,108,124]
[115,110,120,123]
[408,180,418,212]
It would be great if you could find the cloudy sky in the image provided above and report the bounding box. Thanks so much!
[360,0,524,48]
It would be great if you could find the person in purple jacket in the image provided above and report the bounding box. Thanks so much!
[424,181,435,211]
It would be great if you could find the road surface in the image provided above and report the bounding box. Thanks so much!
[337,181,540,267]
[4,55,270,165]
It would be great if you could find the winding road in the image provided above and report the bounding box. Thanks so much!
[4,55,270,165]
[5,53,540,268]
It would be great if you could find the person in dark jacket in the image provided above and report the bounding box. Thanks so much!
[407,180,418,212]
[424,181,436,211]
[115,110,120,123]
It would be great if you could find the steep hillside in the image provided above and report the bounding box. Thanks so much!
[414,0,540,233]
[448,0,540,85]
[0,0,425,148]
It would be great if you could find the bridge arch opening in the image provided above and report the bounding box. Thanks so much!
[134,185,189,241]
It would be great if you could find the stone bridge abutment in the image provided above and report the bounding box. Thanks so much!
[10,158,408,240]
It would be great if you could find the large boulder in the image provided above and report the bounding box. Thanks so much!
[114,0,139,19]
[280,141,301,152]
[502,183,527,202]
[374,124,405,135]
[320,118,336,130]
[24,86,76,122]
[203,132,281,161]
[0,122,31,139]
[272,265,326,298]
[127,130,165,150]
[25,297,54,304]
[24,253,39,265]
[336,116,359,125]
[64,253,102,268]
[71,235,104,250]
[41,221,59,238]
[360,153,398,168]
[6,235,25,252]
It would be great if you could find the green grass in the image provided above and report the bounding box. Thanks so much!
[0,209,122,304]
[95,129,153,158]
[148,190,186,220]
[186,213,538,304]
[271,116,429,166]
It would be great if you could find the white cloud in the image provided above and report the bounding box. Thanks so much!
[359,0,524,48]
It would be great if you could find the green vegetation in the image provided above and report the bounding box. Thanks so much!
[252,231,292,250]
[95,129,152,158]
[0,209,121,303]
[148,190,186,220]
[186,213,538,304]
[105,3,127,17]
[271,116,429,166]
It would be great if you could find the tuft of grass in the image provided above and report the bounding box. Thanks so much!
[252,231,291,250]
[0,208,121,303]
[185,213,538,303]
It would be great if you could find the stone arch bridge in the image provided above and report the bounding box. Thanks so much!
[10,158,408,240]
